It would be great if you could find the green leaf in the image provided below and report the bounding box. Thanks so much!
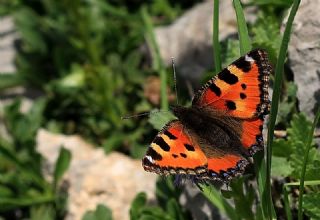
[166,199,184,220]
[252,13,282,63]
[53,147,71,188]
[213,0,222,73]
[95,204,112,220]
[272,139,294,157]
[82,204,112,220]
[232,0,251,55]
[200,184,238,220]
[148,111,176,131]
[303,192,320,219]
[271,156,293,177]
[130,192,147,220]
[30,205,55,220]
[0,74,24,91]
[298,108,320,220]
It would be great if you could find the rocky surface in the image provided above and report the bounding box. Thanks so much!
[0,16,17,73]
[286,0,320,119]
[36,129,157,220]
[153,0,256,85]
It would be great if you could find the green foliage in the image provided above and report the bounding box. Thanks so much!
[1,0,191,158]
[272,113,320,180]
[82,204,112,220]
[148,111,176,131]
[53,147,72,189]
[129,178,190,220]
[252,13,282,63]
[303,192,320,219]
[0,100,70,219]
[276,82,298,126]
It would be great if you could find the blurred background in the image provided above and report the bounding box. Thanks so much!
[0,0,319,220]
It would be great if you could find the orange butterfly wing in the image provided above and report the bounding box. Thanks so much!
[143,120,249,181]
[142,120,208,176]
[192,49,271,119]
[192,49,271,156]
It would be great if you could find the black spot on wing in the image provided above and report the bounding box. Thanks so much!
[248,50,262,62]
[218,69,239,85]
[209,83,221,96]
[240,93,247,99]
[172,154,178,158]
[241,83,247,90]
[147,147,162,161]
[225,100,236,110]
[164,130,177,140]
[154,136,170,151]
[180,153,187,158]
[184,144,195,151]
[233,56,251,72]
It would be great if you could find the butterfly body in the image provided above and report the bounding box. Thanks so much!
[143,49,272,182]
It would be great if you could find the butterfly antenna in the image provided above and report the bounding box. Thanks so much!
[171,57,179,105]
[121,110,169,120]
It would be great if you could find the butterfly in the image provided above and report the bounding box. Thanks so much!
[142,49,272,182]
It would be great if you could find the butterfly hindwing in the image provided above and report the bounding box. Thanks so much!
[142,120,208,176]
[143,118,250,181]
[192,49,271,119]
[206,155,249,180]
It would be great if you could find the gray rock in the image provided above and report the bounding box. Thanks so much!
[36,129,157,220]
[153,0,256,86]
[287,0,320,119]
[0,16,17,73]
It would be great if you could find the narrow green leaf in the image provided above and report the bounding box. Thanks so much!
[141,7,168,111]
[282,186,293,220]
[0,74,24,91]
[200,185,238,220]
[30,205,55,220]
[232,0,251,55]
[53,147,72,188]
[213,0,222,73]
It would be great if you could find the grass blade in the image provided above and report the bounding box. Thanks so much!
[200,185,239,220]
[141,7,168,111]
[0,74,24,91]
[266,0,301,218]
[232,0,251,55]
[213,0,222,74]
[53,147,72,189]
[283,185,293,220]
[298,108,320,220]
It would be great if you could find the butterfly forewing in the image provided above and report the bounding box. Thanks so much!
[192,49,271,119]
